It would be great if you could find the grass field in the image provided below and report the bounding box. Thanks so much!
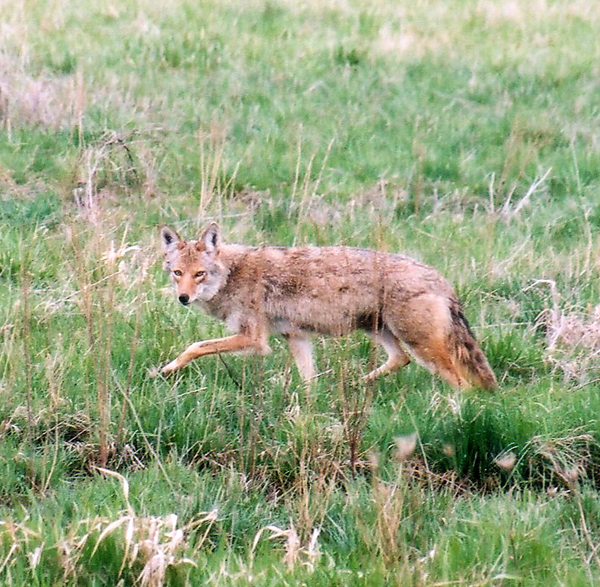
[2,0,600,584]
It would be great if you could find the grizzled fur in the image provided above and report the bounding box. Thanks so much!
[159,223,497,390]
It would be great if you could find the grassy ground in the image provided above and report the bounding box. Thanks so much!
[2,0,600,584]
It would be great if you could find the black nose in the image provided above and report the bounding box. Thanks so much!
[178,294,190,305]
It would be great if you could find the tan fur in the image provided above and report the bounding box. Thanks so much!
[159,223,497,390]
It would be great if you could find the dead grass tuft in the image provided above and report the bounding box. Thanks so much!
[2,406,91,444]
[477,0,600,25]
[72,132,146,221]
[0,55,81,131]
[394,433,418,462]
[87,469,215,585]
[252,520,321,572]
[0,483,217,586]
[528,433,597,491]
[533,280,600,383]
[403,458,475,497]
[494,451,517,472]
[374,24,451,59]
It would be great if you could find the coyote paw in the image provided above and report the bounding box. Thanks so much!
[160,360,180,375]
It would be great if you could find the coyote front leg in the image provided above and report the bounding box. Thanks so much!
[161,333,264,375]
[287,336,316,382]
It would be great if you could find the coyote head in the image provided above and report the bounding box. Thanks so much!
[160,223,227,305]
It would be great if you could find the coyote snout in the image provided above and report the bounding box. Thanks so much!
[159,223,497,390]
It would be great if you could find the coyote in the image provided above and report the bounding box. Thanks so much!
[159,223,497,390]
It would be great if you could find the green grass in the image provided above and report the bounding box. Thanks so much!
[2,0,600,584]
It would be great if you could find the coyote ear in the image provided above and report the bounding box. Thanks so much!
[160,225,182,251]
[200,222,220,254]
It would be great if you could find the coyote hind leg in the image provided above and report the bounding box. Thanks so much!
[387,293,472,390]
[402,334,470,390]
[364,329,411,382]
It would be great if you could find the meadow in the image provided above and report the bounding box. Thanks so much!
[1,0,600,584]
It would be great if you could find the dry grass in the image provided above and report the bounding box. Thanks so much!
[534,280,600,383]
[528,433,598,491]
[252,521,321,572]
[0,55,81,132]
[0,468,218,587]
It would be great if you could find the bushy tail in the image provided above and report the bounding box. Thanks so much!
[449,301,497,390]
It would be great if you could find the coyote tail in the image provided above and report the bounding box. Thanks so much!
[449,301,497,390]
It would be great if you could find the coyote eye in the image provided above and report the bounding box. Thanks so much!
[173,270,183,277]
[195,271,206,279]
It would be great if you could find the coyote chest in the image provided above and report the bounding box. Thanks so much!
[159,223,497,390]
